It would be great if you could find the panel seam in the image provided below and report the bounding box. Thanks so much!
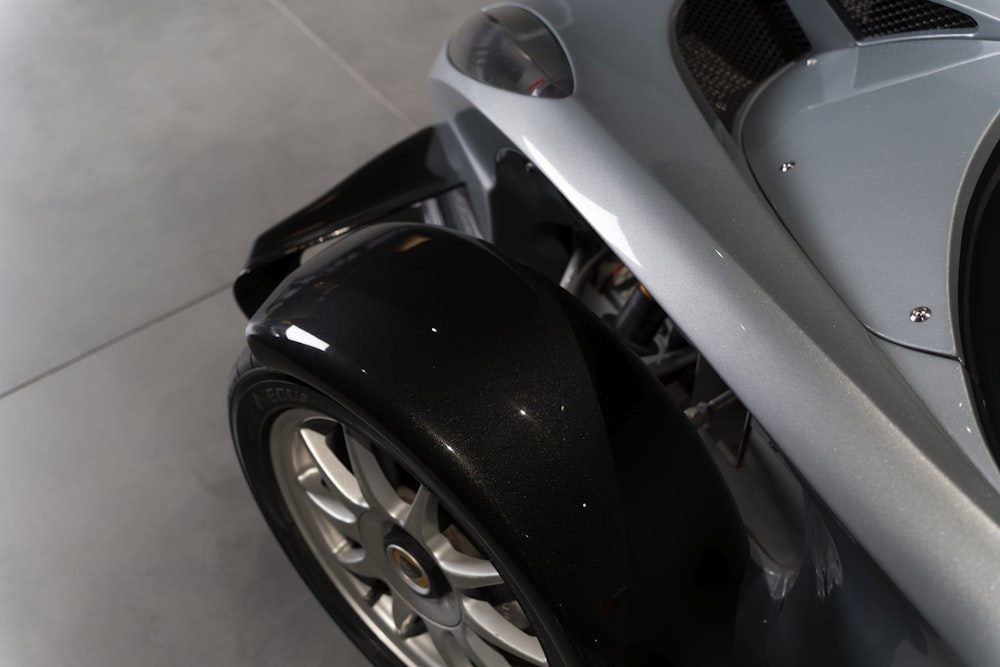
[0,283,234,401]
[265,0,417,131]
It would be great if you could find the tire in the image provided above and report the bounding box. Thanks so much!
[229,349,553,667]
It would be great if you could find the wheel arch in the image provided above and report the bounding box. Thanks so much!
[243,222,750,666]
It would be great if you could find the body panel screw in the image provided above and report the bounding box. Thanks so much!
[910,306,932,323]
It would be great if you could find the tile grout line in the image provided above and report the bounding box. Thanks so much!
[265,0,418,132]
[0,283,235,402]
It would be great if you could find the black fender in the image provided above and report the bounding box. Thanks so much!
[233,127,460,318]
[245,222,750,666]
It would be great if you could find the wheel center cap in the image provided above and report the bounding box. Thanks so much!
[386,545,432,595]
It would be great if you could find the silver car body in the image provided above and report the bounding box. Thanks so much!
[427,1,1000,664]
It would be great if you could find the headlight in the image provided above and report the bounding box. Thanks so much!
[448,6,573,98]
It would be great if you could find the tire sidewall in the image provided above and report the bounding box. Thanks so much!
[229,365,571,667]
[230,368,405,667]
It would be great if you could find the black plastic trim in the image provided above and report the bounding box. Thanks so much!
[233,127,461,317]
[828,0,978,40]
[676,0,811,130]
[959,140,1000,468]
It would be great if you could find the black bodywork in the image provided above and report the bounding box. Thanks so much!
[233,128,460,318]
[236,127,962,666]
[960,140,1000,469]
[245,221,749,665]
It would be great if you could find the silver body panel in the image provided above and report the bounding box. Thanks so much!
[743,39,1000,359]
[876,340,999,489]
[428,0,1000,664]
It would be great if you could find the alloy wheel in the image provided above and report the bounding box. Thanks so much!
[269,408,548,667]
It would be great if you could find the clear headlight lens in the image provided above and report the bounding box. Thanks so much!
[448,6,573,99]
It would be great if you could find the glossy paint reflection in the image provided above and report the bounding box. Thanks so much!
[246,222,749,666]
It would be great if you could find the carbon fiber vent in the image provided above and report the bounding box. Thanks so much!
[677,0,811,130]
[832,0,978,39]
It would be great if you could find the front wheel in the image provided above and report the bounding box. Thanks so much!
[229,353,552,667]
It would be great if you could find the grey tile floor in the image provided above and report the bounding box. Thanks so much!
[0,0,481,664]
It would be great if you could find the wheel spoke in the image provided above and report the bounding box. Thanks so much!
[295,468,362,542]
[462,597,546,666]
[427,623,474,667]
[343,428,407,520]
[406,487,505,590]
[363,581,388,606]
[427,534,505,590]
[391,595,426,638]
[270,409,547,666]
[392,593,412,629]
[402,484,438,536]
[462,628,512,667]
[299,425,367,512]
[337,545,381,579]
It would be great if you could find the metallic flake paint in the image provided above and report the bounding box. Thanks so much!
[425,1,1000,664]
[246,222,750,666]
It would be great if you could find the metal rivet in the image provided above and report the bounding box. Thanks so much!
[910,306,932,323]
[805,57,818,67]
[780,161,796,172]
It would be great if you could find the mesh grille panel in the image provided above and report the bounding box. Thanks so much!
[677,0,811,130]
[833,0,978,38]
